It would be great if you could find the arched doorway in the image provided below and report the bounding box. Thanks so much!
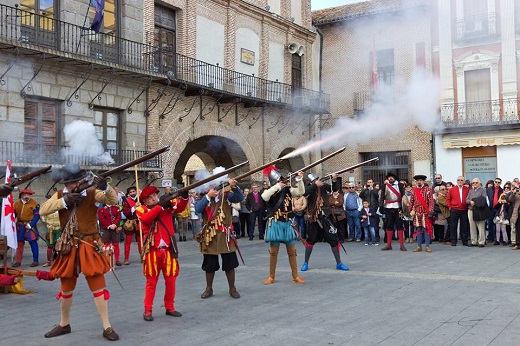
[173,135,250,185]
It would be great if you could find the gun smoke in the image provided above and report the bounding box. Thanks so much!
[284,68,442,158]
[61,120,115,165]
[193,166,229,194]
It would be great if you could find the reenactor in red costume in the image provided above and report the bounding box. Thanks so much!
[136,186,189,322]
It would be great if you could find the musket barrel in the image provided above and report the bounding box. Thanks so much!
[320,157,379,181]
[231,158,281,182]
[8,166,52,187]
[287,147,346,179]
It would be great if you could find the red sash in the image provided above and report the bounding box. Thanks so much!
[385,183,402,204]
[413,187,433,238]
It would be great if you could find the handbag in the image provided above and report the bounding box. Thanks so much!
[493,216,501,224]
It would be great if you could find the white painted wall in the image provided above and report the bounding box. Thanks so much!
[234,27,259,76]
[267,41,285,101]
[196,16,225,88]
[268,0,281,16]
[497,145,520,181]
[434,134,463,182]
[291,0,302,25]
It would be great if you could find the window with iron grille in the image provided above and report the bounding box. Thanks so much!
[19,0,58,46]
[371,49,394,87]
[88,0,119,61]
[154,4,176,73]
[93,108,120,151]
[360,151,410,185]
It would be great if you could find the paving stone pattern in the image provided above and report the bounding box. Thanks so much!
[4,239,520,346]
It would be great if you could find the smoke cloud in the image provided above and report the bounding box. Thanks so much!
[61,120,115,165]
[283,68,442,158]
[193,166,229,194]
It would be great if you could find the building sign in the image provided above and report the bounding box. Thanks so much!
[463,157,497,184]
[162,179,172,187]
[240,48,255,65]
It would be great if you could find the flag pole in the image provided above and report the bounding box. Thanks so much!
[76,1,93,54]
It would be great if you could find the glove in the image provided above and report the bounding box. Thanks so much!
[63,193,85,207]
[94,176,107,190]
[158,194,173,208]
[0,184,14,198]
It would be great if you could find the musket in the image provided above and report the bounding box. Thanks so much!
[232,158,282,182]
[286,147,346,180]
[74,146,170,193]
[164,161,249,200]
[320,157,380,181]
[8,166,52,188]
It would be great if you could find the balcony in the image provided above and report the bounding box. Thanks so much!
[0,4,330,114]
[0,141,163,171]
[454,13,498,42]
[440,98,520,129]
[353,91,372,113]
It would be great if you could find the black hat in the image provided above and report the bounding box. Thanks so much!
[386,172,398,180]
[126,186,137,195]
[55,163,87,184]
[413,174,427,181]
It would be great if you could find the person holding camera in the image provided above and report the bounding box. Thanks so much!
[136,186,189,322]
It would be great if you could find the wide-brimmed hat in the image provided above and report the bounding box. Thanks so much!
[386,172,398,180]
[139,186,159,203]
[55,163,87,184]
[413,174,427,181]
[126,186,137,195]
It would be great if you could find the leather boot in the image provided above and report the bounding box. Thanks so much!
[287,244,304,284]
[264,245,279,284]
[226,270,240,299]
[201,272,215,299]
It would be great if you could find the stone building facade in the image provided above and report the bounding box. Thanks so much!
[313,0,434,185]
[142,0,330,186]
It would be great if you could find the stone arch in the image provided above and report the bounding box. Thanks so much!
[172,135,249,183]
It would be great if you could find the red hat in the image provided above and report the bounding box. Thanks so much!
[139,186,159,203]
[19,189,35,195]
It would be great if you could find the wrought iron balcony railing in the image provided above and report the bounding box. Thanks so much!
[0,141,163,170]
[0,3,330,113]
[454,13,498,41]
[353,91,372,112]
[441,98,520,126]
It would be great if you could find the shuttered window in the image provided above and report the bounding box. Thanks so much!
[24,99,59,150]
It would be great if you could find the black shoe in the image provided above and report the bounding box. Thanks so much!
[45,324,71,338]
[182,236,187,241]
[451,244,457,246]
[143,311,153,321]
[249,236,254,241]
[493,241,500,245]
[259,236,264,240]
[478,244,485,248]
[166,309,182,317]
[103,327,119,341]
[462,242,469,246]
